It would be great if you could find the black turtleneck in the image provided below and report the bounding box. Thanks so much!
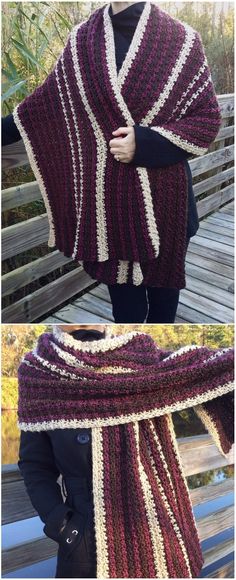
[2,2,199,237]
[69,328,106,342]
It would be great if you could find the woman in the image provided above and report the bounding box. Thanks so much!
[3,2,221,323]
[17,324,234,579]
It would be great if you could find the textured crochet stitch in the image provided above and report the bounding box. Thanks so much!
[17,328,234,578]
[13,2,222,287]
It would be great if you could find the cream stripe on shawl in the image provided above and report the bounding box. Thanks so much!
[103,3,160,259]
[70,24,109,262]
[92,427,110,578]
[133,421,169,578]
[147,422,192,576]
[168,58,208,120]
[55,55,84,260]
[193,404,228,458]
[60,52,84,259]
[141,24,196,126]
[166,414,195,506]
[148,419,177,502]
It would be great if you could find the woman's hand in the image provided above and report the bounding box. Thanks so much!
[109,126,136,163]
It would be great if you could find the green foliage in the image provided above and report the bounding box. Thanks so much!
[2,410,20,465]
[111,324,234,349]
[2,2,101,112]
[1,324,47,377]
[2,378,18,410]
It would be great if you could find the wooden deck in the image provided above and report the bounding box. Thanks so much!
[43,201,234,325]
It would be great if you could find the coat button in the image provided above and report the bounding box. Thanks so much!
[76,432,90,444]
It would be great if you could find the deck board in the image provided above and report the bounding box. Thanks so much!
[43,203,234,324]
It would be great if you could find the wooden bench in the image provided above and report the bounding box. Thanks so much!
[2,434,234,578]
[2,94,234,323]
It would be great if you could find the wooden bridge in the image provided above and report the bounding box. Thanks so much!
[2,94,234,323]
[2,434,234,578]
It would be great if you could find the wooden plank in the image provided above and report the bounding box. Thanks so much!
[185,251,234,278]
[2,181,42,211]
[179,289,233,323]
[197,184,234,219]
[2,251,73,297]
[206,215,234,228]
[199,221,234,238]
[2,268,96,323]
[196,228,234,247]
[185,277,234,308]
[2,536,57,574]
[189,145,234,178]
[217,94,234,119]
[190,478,234,507]
[205,561,234,578]
[2,214,49,260]
[203,538,234,568]
[214,124,234,142]
[197,505,234,542]
[50,302,110,323]
[190,234,234,256]
[185,263,233,293]
[188,241,234,267]
[193,167,234,199]
[214,211,234,222]
[89,284,111,302]
[73,294,113,321]
[176,302,225,324]
[2,139,29,170]
[178,435,234,476]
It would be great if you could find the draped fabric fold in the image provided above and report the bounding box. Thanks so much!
[18,328,234,578]
[13,2,221,287]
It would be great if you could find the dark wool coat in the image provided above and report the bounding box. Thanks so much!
[18,330,104,578]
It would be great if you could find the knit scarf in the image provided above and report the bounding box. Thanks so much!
[13,3,221,287]
[18,328,233,578]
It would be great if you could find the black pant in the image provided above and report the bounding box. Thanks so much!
[108,238,191,323]
[108,284,180,323]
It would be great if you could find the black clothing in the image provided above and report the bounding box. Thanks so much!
[108,284,180,323]
[18,329,105,578]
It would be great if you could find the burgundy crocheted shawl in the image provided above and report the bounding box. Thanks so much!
[18,328,233,578]
[13,3,222,287]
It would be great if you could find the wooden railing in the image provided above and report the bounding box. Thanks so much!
[2,434,234,578]
[2,94,234,323]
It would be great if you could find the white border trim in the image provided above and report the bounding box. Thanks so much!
[92,427,110,578]
[71,23,109,261]
[150,127,208,155]
[53,325,141,352]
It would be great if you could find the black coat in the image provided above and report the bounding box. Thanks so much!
[18,330,105,578]
[19,427,96,578]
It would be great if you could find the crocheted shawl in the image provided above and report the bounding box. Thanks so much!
[13,2,222,287]
[18,328,233,578]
